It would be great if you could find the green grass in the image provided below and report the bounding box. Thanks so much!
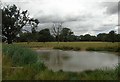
[15,42,119,50]
[2,44,38,66]
[2,44,46,80]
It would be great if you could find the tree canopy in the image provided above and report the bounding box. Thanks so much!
[2,4,39,44]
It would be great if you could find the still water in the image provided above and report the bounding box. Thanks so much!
[36,50,118,72]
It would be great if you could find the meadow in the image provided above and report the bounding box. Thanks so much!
[2,42,120,80]
[15,42,120,52]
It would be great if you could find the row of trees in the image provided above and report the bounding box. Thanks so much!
[1,4,120,44]
[14,27,76,42]
[14,29,120,43]
[79,31,120,42]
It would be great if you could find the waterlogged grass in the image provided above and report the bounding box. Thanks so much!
[2,44,120,80]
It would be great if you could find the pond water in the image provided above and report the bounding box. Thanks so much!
[36,50,118,72]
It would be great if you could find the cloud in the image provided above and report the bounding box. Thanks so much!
[36,13,94,23]
[1,0,118,35]
[101,2,118,15]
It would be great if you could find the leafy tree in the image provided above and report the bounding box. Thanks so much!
[38,28,54,42]
[60,28,74,41]
[67,35,77,41]
[80,34,91,41]
[107,30,116,43]
[29,18,39,33]
[2,4,39,44]
[18,32,36,42]
[97,33,107,42]
[90,36,97,41]
[116,34,120,42]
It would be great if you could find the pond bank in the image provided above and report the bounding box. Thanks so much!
[2,44,120,80]
[32,46,120,56]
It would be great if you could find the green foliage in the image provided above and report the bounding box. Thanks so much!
[3,55,47,80]
[2,4,39,44]
[37,28,54,42]
[59,28,75,42]
[35,70,68,80]
[115,64,120,80]
[26,61,47,72]
[3,44,38,66]
[79,69,117,80]
[7,63,46,80]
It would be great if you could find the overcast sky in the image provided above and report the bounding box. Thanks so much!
[1,0,119,35]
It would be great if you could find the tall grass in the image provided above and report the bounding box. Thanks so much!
[2,44,38,66]
[2,44,47,80]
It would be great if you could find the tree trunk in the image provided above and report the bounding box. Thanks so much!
[7,37,12,44]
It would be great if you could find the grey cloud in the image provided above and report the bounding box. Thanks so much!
[36,14,93,23]
[118,26,120,33]
[97,24,117,33]
[2,0,117,35]
[101,2,118,15]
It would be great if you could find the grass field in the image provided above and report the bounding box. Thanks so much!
[14,42,120,52]
[15,42,119,49]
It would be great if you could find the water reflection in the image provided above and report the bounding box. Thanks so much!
[36,50,118,72]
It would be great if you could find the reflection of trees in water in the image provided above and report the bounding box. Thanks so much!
[49,50,63,67]
[39,52,50,61]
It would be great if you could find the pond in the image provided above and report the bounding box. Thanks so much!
[36,50,118,72]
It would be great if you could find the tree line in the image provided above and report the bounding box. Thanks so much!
[1,4,120,44]
[13,29,119,43]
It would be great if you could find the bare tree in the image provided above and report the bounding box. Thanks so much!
[51,22,63,43]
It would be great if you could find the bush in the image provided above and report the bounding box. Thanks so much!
[3,44,38,66]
